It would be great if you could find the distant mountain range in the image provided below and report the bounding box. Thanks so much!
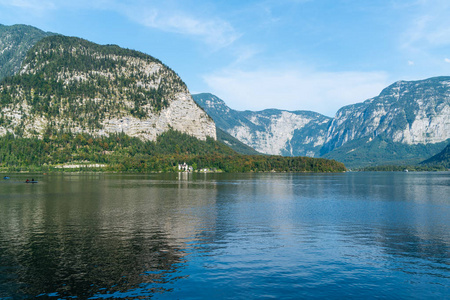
[193,77,450,168]
[0,24,448,169]
[193,93,330,157]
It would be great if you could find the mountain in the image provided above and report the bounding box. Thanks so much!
[0,24,55,81]
[216,128,260,155]
[321,135,448,168]
[193,77,450,167]
[322,77,450,153]
[192,93,331,157]
[420,143,450,168]
[0,25,346,173]
[321,77,450,167]
[0,35,216,141]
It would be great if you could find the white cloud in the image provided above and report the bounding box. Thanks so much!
[143,12,238,47]
[118,4,240,49]
[0,0,56,14]
[408,60,415,65]
[203,67,389,117]
[0,0,240,48]
[445,58,450,63]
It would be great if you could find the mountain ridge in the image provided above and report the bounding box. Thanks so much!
[1,24,448,169]
[0,34,216,141]
[193,93,331,157]
[193,76,450,167]
[0,24,347,173]
[0,24,55,81]
[323,76,450,153]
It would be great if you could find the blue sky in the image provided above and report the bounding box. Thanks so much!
[1,0,450,116]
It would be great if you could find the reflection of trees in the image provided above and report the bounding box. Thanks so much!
[16,227,183,298]
[0,173,218,299]
[2,172,448,298]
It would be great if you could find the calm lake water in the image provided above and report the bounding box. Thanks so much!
[0,172,449,299]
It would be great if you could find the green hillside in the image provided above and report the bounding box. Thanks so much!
[323,135,449,169]
[0,130,346,173]
[421,143,450,168]
[0,35,186,134]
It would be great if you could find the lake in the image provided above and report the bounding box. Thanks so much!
[0,172,449,299]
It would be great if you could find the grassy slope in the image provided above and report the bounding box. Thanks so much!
[323,136,450,169]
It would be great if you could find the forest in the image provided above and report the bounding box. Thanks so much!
[357,165,447,172]
[0,130,346,173]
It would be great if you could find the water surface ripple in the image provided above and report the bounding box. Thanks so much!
[0,172,449,299]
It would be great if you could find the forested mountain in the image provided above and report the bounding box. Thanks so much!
[3,24,446,169]
[421,143,450,168]
[0,25,346,173]
[0,35,216,141]
[193,77,450,168]
[0,24,55,81]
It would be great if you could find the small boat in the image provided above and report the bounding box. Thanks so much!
[3,176,10,180]
[25,180,38,184]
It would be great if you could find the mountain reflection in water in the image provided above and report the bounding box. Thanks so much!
[0,172,449,299]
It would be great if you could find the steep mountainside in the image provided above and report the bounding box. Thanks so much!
[193,93,331,156]
[0,24,55,81]
[194,77,450,167]
[420,143,450,168]
[322,77,450,154]
[216,128,260,155]
[0,35,216,141]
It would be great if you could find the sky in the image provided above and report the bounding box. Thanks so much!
[1,0,450,117]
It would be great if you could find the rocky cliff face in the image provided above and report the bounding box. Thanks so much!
[194,77,450,166]
[193,93,330,156]
[0,35,216,141]
[321,77,450,154]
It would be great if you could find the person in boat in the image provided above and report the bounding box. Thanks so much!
[26,179,29,182]
[32,178,34,181]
